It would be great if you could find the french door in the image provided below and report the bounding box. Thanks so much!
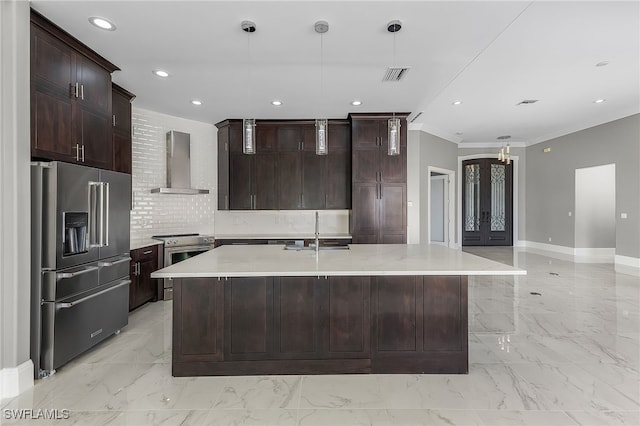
[462,158,513,246]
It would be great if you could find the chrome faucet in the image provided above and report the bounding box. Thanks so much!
[315,211,319,253]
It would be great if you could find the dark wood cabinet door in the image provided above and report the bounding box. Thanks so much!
[274,277,321,358]
[422,276,466,352]
[351,183,379,243]
[137,258,157,307]
[76,108,112,169]
[229,153,252,209]
[217,127,230,209]
[31,26,73,94]
[31,89,75,161]
[326,150,351,209]
[257,123,277,151]
[112,131,131,174]
[174,278,224,362]
[111,88,131,135]
[374,276,418,352]
[326,276,370,356]
[75,55,111,114]
[254,152,278,209]
[352,148,379,183]
[380,142,407,183]
[128,262,138,311]
[277,151,302,209]
[352,119,380,149]
[302,152,326,209]
[379,183,406,242]
[277,126,303,151]
[225,277,274,360]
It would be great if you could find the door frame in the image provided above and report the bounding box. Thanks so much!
[457,154,519,248]
[427,166,455,248]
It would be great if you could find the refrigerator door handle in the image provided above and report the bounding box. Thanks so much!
[103,182,110,246]
[56,265,99,279]
[56,279,131,309]
[98,256,131,267]
[89,182,101,247]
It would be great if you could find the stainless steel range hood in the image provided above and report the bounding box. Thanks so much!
[151,130,209,194]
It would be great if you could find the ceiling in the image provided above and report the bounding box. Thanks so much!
[31,0,640,146]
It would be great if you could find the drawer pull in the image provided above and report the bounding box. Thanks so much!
[57,280,130,309]
[57,265,99,279]
[98,256,132,267]
[143,250,153,255]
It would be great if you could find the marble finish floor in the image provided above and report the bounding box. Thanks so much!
[2,247,638,425]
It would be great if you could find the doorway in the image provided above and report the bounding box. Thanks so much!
[462,158,513,246]
[427,167,455,247]
[430,173,448,245]
[575,164,615,260]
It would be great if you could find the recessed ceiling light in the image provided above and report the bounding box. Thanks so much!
[497,135,511,140]
[191,100,202,106]
[271,100,282,106]
[455,132,464,136]
[452,100,462,106]
[595,61,609,67]
[593,98,606,104]
[88,16,116,31]
[152,70,169,78]
[351,100,362,106]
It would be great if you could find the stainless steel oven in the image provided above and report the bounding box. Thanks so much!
[152,234,215,300]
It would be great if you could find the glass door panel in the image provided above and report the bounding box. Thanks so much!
[464,164,480,232]
[490,164,506,232]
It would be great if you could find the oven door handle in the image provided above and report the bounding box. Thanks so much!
[56,280,131,309]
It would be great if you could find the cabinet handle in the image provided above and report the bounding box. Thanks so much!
[75,144,80,161]
[73,82,79,98]
[143,250,153,255]
[80,84,84,100]
[301,141,304,150]
[380,184,383,199]
[81,145,85,162]
[113,115,116,127]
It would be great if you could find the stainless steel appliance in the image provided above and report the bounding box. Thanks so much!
[31,162,131,378]
[151,130,209,194]
[152,234,215,299]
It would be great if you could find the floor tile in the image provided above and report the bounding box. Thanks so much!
[213,376,302,409]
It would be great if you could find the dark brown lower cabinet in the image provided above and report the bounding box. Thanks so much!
[172,275,467,376]
[129,245,159,311]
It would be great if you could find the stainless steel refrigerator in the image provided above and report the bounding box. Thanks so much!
[31,161,131,378]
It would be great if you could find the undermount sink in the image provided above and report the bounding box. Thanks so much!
[283,244,350,251]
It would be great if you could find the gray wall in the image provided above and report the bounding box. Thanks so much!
[457,146,527,244]
[526,114,640,258]
[1,0,31,371]
[430,176,445,242]
[410,131,458,244]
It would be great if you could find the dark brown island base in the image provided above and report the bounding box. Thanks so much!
[172,275,467,376]
[151,244,525,377]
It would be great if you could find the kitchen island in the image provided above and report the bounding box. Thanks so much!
[152,244,525,376]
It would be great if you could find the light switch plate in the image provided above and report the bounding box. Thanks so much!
[621,213,628,219]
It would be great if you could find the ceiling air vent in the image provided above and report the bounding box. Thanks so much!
[517,99,539,105]
[383,67,410,82]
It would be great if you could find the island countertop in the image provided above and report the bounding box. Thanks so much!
[151,244,526,278]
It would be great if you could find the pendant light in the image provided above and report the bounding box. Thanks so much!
[315,20,329,155]
[497,136,511,165]
[387,20,402,156]
[241,20,256,155]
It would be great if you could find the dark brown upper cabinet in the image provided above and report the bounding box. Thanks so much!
[216,119,351,210]
[350,113,408,244]
[30,10,120,171]
[111,84,135,174]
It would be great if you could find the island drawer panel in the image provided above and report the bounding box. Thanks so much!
[373,276,419,352]
[225,277,274,360]
[274,277,321,357]
[172,278,223,363]
[423,276,467,352]
[327,276,371,356]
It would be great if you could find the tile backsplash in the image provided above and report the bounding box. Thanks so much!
[130,107,216,241]
[214,210,350,237]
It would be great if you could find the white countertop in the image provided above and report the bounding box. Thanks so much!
[130,238,163,251]
[214,233,352,240]
[151,244,526,278]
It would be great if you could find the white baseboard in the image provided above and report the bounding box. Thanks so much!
[574,247,615,263]
[520,240,575,256]
[0,360,34,400]
[520,241,615,263]
[615,255,640,277]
